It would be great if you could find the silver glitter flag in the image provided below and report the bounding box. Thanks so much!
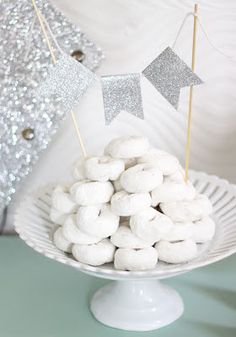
[37,53,95,112]
[101,73,144,124]
[143,47,203,109]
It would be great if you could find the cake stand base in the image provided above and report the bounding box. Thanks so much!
[90,279,184,331]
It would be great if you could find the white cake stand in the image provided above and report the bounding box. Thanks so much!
[14,171,236,331]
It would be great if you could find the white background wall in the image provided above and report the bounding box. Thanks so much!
[5,0,236,231]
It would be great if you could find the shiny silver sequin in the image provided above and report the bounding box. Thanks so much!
[37,53,95,113]
[143,47,203,109]
[101,73,144,124]
[0,0,103,216]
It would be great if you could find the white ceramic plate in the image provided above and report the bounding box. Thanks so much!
[14,170,236,280]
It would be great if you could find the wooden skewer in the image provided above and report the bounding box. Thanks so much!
[31,0,87,159]
[185,3,198,182]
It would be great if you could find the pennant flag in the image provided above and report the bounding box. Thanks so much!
[142,47,203,109]
[101,73,144,125]
[37,53,95,112]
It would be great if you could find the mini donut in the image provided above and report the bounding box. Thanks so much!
[105,136,149,159]
[53,227,73,253]
[114,247,158,271]
[155,239,198,264]
[151,181,196,206]
[62,215,101,244]
[70,180,114,205]
[72,159,86,181]
[120,163,163,193]
[161,221,195,242]
[192,217,216,243]
[110,225,153,249]
[50,207,69,225]
[76,204,119,238]
[160,194,213,222]
[84,156,124,182]
[72,239,115,266]
[137,148,179,175]
[111,191,152,216]
[130,207,173,243]
[51,186,77,214]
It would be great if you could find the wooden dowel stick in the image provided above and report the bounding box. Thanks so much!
[185,3,198,182]
[31,0,56,65]
[31,0,87,159]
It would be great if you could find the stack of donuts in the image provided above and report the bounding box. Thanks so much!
[51,136,215,271]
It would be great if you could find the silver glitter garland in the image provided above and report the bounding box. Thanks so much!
[101,73,144,124]
[143,47,203,109]
[0,0,103,216]
[37,53,96,113]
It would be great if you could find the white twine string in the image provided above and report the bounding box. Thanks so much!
[172,12,236,62]
[26,10,235,64]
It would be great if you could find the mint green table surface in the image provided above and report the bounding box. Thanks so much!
[0,237,235,337]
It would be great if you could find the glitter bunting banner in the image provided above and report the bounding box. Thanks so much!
[31,9,203,124]
[36,46,203,123]
[34,12,202,125]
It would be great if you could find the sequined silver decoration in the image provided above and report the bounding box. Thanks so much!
[101,73,144,124]
[0,0,103,216]
[143,46,203,109]
[37,54,95,113]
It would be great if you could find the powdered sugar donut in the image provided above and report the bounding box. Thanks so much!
[70,180,114,205]
[62,215,101,244]
[85,156,125,182]
[50,207,68,225]
[114,247,158,271]
[161,221,195,242]
[160,194,213,222]
[156,240,198,264]
[72,239,115,266]
[76,204,119,238]
[192,217,215,243]
[111,225,153,249]
[51,186,77,214]
[120,163,163,193]
[111,191,152,216]
[130,207,173,243]
[53,227,73,253]
[105,136,149,159]
[138,148,179,175]
[151,181,195,206]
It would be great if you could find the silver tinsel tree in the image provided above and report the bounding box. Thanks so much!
[0,0,103,217]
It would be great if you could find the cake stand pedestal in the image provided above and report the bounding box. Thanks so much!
[90,279,183,331]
